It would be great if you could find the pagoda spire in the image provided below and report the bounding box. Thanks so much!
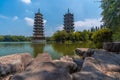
[38,8,40,13]
[68,8,70,13]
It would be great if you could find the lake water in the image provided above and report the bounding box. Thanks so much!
[0,42,95,59]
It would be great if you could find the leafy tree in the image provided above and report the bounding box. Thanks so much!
[91,27,95,32]
[52,30,67,43]
[0,35,31,42]
[112,27,120,41]
[74,31,82,41]
[101,0,120,31]
[80,30,90,41]
[0,36,4,41]
[46,37,52,42]
[92,29,112,43]
[91,28,112,48]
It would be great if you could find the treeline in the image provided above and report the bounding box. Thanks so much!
[51,30,91,43]
[90,25,106,32]
[0,35,32,42]
[51,28,112,47]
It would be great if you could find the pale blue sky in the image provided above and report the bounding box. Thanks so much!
[0,0,102,36]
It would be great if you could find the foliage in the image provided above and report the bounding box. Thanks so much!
[91,29,112,48]
[80,30,90,41]
[52,30,93,43]
[92,29,112,42]
[74,31,82,41]
[0,36,4,41]
[52,30,68,43]
[0,35,31,42]
[101,0,120,31]
[46,37,52,41]
[51,41,96,56]
[112,27,120,41]
[92,29,112,43]
[101,0,120,41]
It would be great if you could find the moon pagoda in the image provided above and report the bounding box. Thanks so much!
[64,9,74,33]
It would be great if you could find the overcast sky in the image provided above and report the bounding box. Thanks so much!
[0,0,102,36]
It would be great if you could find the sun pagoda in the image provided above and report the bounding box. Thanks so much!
[32,9,45,43]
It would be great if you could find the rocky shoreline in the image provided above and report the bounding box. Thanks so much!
[0,42,120,80]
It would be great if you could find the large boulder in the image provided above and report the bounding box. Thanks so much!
[33,53,52,63]
[103,42,120,53]
[73,59,83,71]
[72,57,116,80]
[75,48,95,59]
[52,56,78,74]
[92,50,120,78]
[0,75,12,80]
[11,54,72,80]
[0,53,32,77]
[75,48,89,56]
[10,62,72,80]
[0,53,32,67]
[26,53,52,71]
[72,50,120,80]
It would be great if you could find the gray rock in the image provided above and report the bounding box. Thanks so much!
[0,53,32,77]
[72,57,115,80]
[20,53,33,68]
[73,59,83,71]
[0,64,12,76]
[10,62,72,80]
[75,48,95,59]
[72,50,120,80]
[60,56,73,62]
[1,51,120,80]
[53,60,77,74]
[75,48,89,56]
[52,56,78,74]
[93,50,120,73]
[26,53,52,71]
[33,53,52,63]
[1,75,13,80]
[103,42,120,53]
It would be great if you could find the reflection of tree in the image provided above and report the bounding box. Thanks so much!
[31,43,45,57]
[51,43,76,56]
[51,42,96,56]
[0,42,25,48]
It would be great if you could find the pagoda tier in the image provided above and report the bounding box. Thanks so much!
[32,9,45,43]
[63,9,74,33]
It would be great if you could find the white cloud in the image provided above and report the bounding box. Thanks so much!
[24,17,47,27]
[43,20,47,24]
[21,0,31,4]
[57,25,64,31]
[0,15,9,19]
[74,18,103,31]
[24,17,34,26]
[13,16,18,20]
[56,18,103,31]
[43,20,47,25]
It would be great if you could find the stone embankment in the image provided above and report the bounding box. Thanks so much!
[0,42,120,80]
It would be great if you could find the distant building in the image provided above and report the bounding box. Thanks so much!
[32,9,45,43]
[64,9,74,33]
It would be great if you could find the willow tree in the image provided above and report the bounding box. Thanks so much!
[101,0,120,31]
